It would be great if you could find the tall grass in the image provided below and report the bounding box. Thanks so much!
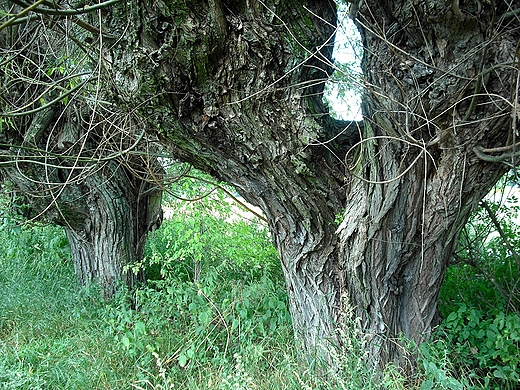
[0,222,135,389]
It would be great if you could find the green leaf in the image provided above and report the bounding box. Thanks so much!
[493,368,505,379]
[446,312,458,323]
[134,321,146,336]
[178,353,187,367]
[121,335,130,349]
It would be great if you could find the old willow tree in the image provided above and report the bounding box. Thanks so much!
[3,0,520,373]
[0,3,164,297]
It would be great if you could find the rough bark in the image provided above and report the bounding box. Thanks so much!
[63,161,163,297]
[343,0,518,371]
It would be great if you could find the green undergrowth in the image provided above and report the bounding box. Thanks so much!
[421,184,520,390]
[1,177,519,388]
[0,207,385,389]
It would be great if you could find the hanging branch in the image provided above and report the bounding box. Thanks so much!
[7,0,120,16]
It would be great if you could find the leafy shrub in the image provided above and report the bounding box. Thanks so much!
[423,304,520,389]
[100,178,295,386]
[144,202,280,284]
[102,269,292,378]
[428,178,520,389]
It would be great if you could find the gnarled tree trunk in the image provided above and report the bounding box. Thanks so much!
[62,161,163,297]
[8,0,516,374]
[1,109,163,297]
[103,0,356,351]
[0,9,164,296]
[343,0,517,370]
